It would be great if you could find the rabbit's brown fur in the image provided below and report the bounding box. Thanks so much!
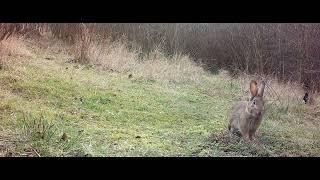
[228,80,266,141]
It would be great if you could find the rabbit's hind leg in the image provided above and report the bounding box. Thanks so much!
[249,129,258,141]
[242,132,251,142]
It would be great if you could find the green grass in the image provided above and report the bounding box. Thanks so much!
[0,51,319,157]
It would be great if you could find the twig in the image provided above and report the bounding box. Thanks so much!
[32,148,41,157]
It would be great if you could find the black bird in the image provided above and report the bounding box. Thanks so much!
[303,93,309,104]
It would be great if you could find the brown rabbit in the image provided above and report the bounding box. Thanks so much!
[228,80,266,141]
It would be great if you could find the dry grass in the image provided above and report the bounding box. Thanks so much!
[133,50,206,84]
[0,36,33,71]
[0,37,32,58]
[67,37,207,84]
[87,38,139,72]
[3,33,207,85]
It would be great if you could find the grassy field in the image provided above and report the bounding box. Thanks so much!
[0,40,319,157]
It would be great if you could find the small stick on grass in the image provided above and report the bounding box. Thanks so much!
[32,148,41,157]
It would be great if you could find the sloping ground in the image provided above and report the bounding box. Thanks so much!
[0,41,319,157]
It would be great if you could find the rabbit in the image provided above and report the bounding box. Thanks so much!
[228,80,266,141]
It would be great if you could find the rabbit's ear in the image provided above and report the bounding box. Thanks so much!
[250,80,258,97]
[257,81,266,97]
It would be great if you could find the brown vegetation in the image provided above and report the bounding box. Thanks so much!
[1,23,320,91]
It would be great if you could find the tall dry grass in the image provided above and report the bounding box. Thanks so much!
[1,23,205,85]
[133,50,205,83]
[0,36,33,70]
[76,35,206,84]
